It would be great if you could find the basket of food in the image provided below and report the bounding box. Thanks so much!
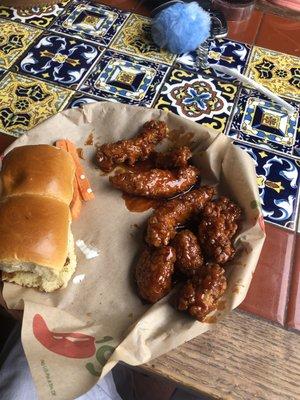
[0,102,265,400]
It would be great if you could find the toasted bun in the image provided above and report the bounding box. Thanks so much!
[1,145,75,204]
[0,195,70,271]
[2,233,76,292]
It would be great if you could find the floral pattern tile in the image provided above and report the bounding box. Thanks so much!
[110,14,176,66]
[0,1,70,28]
[236,142,300,230]
[155,68,238,132]
[50,1,129,46]
[0,19,42,69]
[66,92,103,108]
[80,49,169,106]
[245,46,300,102]
[177,39,251,83]
[0,72,73,137]
[13,33,102,89]
[228,88,300,158]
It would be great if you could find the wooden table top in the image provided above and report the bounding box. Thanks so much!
[143,310,300,400]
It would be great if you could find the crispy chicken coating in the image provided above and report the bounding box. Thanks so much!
[109,166,199,198]
[135,246,176,303]
[96,120,168,172]
[172,230,204,276]
[153,146,192,169]
[198,197,241,264]
[146,186,216,248]
[177,264,227,321]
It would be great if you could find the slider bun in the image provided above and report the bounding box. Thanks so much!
[1,145,75,204]
[2,233,76,292]
[0,195,70,271]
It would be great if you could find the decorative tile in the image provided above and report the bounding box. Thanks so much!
[14,33,102,89]
[236,142,300,230]
[50,1,129,46]
[177,39,251,83]
[66,92,101,108]
[0,1,70,28]
[110,14,176,65]
[80,49,169,106]
[155,68,238,132]
[229,88,300,158]
[0,19,41,69]
[0,72,73,137]
[245,46,300,102]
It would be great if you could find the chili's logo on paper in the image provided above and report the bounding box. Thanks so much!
[33,314,96,359]
[33,314,115,378]
[85,336,115,377]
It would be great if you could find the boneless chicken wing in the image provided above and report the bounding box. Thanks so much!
[153,146,192,169]
[146,186,216,248]
[96,120,168,172]
[198,197,241,264]
[109,166,199,198]
[177,264,227,321]
[172,230,204,276]
[135,246,176,303]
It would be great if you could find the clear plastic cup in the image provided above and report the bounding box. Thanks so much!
[212,0,256,21]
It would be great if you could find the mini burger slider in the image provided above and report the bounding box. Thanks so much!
[0,145,77,292]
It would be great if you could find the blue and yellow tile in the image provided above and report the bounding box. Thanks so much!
[79,49,169,106]
[50,0,129,46]
[0,72,73,137]
[177,39,251,83]
[245,46,300,102]
[228,88,300,158]
[0,1,70,28]
[110,14,176,66]
[236,142,300,230]
[0,19,42,69]
[66,92,102,108]
[13,33,102,89]
[155,68,238,132]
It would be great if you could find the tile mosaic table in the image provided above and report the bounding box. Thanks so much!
[0,1,299,399]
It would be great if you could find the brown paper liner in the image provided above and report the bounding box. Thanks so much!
[2,102,265,400]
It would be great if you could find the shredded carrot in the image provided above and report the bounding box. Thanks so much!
[55,139,95,202]
[70,177,82,220]
[65,140,95,201]
[55,139,68,152]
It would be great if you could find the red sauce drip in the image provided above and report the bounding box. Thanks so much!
[122,193,162,212]
[77,148,84,159]
[85,132,94,146]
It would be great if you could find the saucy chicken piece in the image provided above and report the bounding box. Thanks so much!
[172,230,204,276]
[109,166,199,198]
[135,246,176,303]
[96,120,168,172]
[177,264,227,321]
[146,186,216,248]
[153,146,192,169]
[198,197,241,264]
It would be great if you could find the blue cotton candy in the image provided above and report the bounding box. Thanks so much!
[151,1,211,54]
